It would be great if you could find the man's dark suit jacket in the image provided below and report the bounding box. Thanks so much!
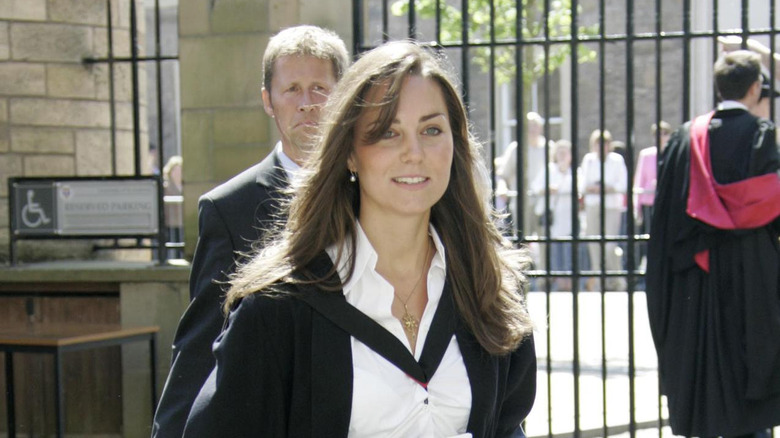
[152,151,288,438]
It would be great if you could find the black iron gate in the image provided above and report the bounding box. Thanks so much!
[82,0,182,261]
[353,1,778,436]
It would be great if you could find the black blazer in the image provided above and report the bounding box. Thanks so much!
[152,151,289,438]
[182,254,537,438]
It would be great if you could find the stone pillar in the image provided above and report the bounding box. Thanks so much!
[179,0,352,259]
[0,0,148,263]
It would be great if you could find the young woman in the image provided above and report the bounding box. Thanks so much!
[531,140,575,290]
[182,41,536,437]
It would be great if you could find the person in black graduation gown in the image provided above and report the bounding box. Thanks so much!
[646,50,780,437]
[182,41,536,437]
[151,26,349,438]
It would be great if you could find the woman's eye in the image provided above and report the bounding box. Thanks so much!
[423,126,442,136]
[381,130,396,139]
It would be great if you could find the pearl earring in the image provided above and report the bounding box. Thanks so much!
[349,171,357,183]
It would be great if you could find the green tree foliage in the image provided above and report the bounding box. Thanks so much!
[391,0,597,85]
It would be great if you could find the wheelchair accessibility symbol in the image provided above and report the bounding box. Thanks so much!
[21,189,52,228]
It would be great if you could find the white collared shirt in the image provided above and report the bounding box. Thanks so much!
[717,100,748,111]
[578,151,628,208]
[326,223,472,438]
[275,142,301,183]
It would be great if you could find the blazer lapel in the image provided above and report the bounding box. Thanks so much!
[253,151,290,230]
[255,149,289,191]
[418,281,457,381]
[299,252,467,434]
[299,287,427,383]
[299,253,458,386]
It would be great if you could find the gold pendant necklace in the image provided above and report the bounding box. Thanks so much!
[394,238,431,344]
[400,303,419,342]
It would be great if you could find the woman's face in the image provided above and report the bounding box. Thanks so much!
[349,75,454,222]
[555,146,571,168]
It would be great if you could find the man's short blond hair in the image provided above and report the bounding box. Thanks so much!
[262,25,350,92]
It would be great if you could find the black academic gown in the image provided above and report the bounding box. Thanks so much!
[646,108,780,437]
[152,151,289,438]
[181,253,537,438]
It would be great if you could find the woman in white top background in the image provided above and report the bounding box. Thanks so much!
[578,129,628,291]
[531,140,575,291]
[182,41,537,437]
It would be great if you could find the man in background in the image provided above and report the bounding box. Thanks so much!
[152,25,349,438]
[496,111,556,238]
[647,50,780,437]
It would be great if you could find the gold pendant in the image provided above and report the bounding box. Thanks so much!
[401,304,418,342]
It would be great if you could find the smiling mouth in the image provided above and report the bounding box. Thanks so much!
[393,177,428,184]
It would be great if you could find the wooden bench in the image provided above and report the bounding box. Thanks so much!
[0,324,158,438]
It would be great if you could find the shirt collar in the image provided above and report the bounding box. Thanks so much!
[326,221,447,298]
[275,142,300,181]
[717,100,748,111]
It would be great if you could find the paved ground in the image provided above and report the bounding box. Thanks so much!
[521,289,779,438]
[523,289,661,436]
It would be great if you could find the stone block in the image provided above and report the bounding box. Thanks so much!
[0,22,9,60]
[211,0,269,34]
[115,101,135,130]
[113,129,138,176]
[49,0,108,26]
[0,126,7,153]
[268,0,300,30]
[0,99,7,152]
[0,0,46,21]
[120,281,189,366]
[11,23,92,63]
[0,227,8,263]
[112,63,135,102]
[47,63,97,98]
[75,129,112,175]
[90,59,134,102]
[93,63,110,100]
[0,63,45,95]
[93,27,132,59]
[0,153,22,197]
[179,34,266,109]
[213,144,264,182]
[181,110,213,183]
[12,127,75,154]
[115,0,132,30]
[300,0,353,49]
[11,98,111,128]
[213,108,268,146]
[179,0,211,36]
[120,279,189,434]
[0,200,7,227]
[14,239,93,263]
[23,154,75,177]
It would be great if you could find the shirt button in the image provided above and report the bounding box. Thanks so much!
[423,398,429,405]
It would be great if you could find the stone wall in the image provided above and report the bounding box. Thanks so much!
[0,0,148,263]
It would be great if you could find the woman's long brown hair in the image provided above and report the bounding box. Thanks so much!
[226,41,533,355]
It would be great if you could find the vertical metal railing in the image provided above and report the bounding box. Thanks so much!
[353,0,779,436]
[82,0,180,261]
